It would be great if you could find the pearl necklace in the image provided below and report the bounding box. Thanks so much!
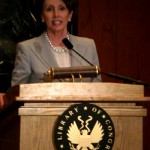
[45,32,70,53]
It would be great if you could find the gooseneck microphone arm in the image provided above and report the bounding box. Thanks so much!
[62,38,94,66]
[62,38,150,86]
[101,71,150,86]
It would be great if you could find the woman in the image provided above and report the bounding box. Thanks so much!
[0,0,101,106]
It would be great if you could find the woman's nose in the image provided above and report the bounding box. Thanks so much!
[54,9,59,17]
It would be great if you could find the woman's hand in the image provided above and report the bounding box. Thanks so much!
[0,93,5,108]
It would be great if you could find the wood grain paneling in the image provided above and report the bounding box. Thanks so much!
[78,0,150,149]
[78,0,117,82]
[117,0,144,78]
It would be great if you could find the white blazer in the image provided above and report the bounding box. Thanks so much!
[11,33,101,86]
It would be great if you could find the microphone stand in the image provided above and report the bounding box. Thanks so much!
[62,38,94,66]
[70,48,94,66]
[62,38,150,86]
[100,71,150,86]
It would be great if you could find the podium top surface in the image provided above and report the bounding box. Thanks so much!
[15,82,150,102]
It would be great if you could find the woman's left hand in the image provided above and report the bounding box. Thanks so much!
[0,93,5,109]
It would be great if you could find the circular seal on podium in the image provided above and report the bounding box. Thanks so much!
[54,103,115,150]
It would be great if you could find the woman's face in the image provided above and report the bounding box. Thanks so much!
[41,0,73,33]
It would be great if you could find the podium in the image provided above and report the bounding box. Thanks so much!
[15,82,150,150]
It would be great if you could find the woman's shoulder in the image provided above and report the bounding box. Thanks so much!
[69,34,95,47]
[70,34,94,42]
[70,34,94,43]
[17,33,45,46]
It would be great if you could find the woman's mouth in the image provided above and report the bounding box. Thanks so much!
[52,20,62,26]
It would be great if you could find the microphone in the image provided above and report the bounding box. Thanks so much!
[62,38,94,66]
[62,38,150,86]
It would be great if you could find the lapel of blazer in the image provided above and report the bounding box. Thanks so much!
[69,35,87,67]
[31,33,87,69]
[32,33,58,69]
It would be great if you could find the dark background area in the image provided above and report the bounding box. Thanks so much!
[0,0,150,149]
[0,0,38,92]
[78,0,150,149]
[0,0,78,92]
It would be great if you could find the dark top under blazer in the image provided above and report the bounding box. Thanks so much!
[11,32,101,86]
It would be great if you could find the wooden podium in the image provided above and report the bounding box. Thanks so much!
[15,82,150,150]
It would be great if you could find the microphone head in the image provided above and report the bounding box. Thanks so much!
[62,38,73,49]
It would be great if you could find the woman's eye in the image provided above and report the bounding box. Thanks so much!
[45,5,67,12]
[59,6,67,11]
[46,6,54,11]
